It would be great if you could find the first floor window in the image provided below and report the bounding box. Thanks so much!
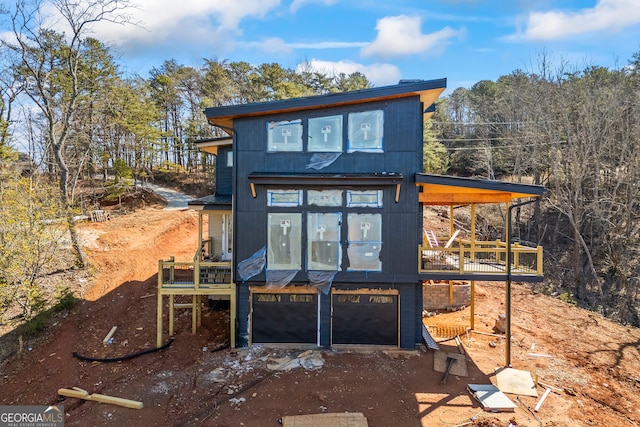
[266,191,384,272]
[347,213,382,271]
[267,213,302,270]
[307,212,341,270]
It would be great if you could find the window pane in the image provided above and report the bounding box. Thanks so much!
[348,110,383,152]
[257,294,282,302]
[307,213,341,270]
[347,213,382,271]
[267,190,303,207]
[337,295,360,303]
[347,243,382,271]
[308,190,342,206]
[268,120,303,152]
[346,190,383,208]
[290,294,314,303]
[308,115,343,152]
[267,213,302,270]
[347,213,382,242]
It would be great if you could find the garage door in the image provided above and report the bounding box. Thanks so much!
[251,291,318,344]
[331,291,399,346]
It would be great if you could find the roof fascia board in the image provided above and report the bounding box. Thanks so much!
[204,79,447,121]
[416,173,544,197]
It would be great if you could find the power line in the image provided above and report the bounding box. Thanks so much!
[443,140,563,151]
[430,121,535,126]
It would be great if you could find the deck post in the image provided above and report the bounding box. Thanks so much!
[470,280,475,330]
[470,204,476,262]
[198,212,203,260]
[230,283,237,348]
[157,259,164,348]
[506,198,537,367]
[192,295,197,334]
[537,246,543,275]
[449,205,454,237]
[169,295,174,336]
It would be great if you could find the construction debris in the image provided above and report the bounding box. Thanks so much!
[496,368,538,397]
[58,388,143,409]
[467,384,517,412]
[434,351,468,377]
[281,412,368,427]
[267,350,324,371]
[440,356,457,385]
[422,325,439,350]
[103,326,117,345]
[534,388,552,412]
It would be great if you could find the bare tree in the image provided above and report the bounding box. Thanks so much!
[3,0,134,267]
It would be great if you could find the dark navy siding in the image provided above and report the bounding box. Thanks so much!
[232,95,426,349]
[216,146,233,196]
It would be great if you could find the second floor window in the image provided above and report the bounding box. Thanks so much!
[266,110,384,153]
[308,115,343,152]
[267,119,303,152]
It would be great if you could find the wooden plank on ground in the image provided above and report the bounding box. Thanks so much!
[282,412,368,427]
[58,388,143,409]
[90,393,144,409]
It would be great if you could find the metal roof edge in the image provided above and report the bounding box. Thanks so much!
[415,173,544,196]
[203,78,447,119]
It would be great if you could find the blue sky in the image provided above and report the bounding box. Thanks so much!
[10,0,640,92]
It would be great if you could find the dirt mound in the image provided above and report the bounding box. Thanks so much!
[1,207,640,427]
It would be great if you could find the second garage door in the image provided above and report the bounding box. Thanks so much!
[331,290,399,346]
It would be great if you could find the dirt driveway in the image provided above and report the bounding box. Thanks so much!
[1,207,640,427]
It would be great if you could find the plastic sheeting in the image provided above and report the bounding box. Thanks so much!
[305,152,341,170]
[308,270,337,295]
[265,269,298,288]
[237,246,266,281]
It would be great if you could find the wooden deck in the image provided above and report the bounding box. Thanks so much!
[419,239,543,280]
[156,259,235,347]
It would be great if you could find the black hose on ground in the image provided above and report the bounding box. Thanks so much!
[72,336,175,363]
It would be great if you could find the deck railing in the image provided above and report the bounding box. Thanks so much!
[159,257,233,291]
[418,239,543,276]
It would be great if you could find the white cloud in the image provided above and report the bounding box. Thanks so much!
[290,0,339,14]
[360,15,462,60]
[85,0,280,48]
[288,41,368,49]
[519,0,640,40]
[238,37,293,54]
[299,59,402,86]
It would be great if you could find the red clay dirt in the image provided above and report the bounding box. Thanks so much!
[1,206,640,427]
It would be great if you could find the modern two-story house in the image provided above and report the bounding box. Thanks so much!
[156,79,544,351]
